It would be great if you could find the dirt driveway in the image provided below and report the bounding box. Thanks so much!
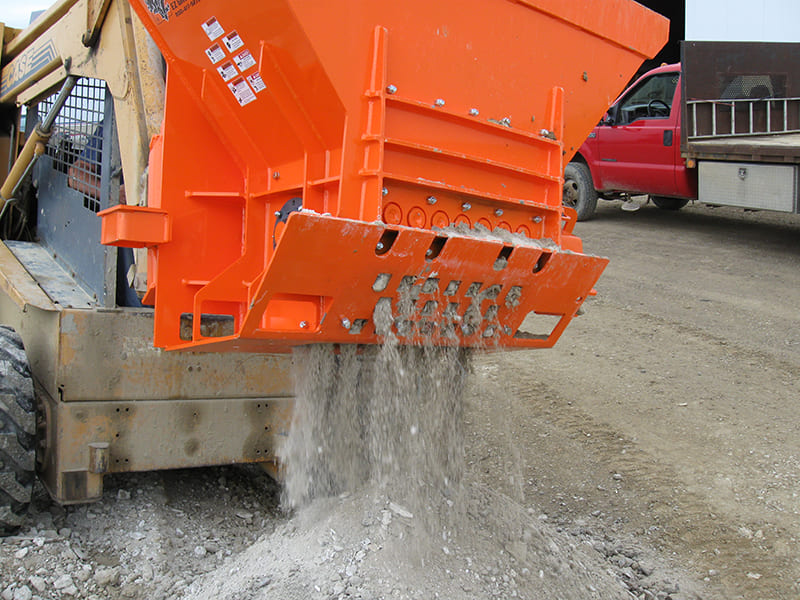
[474,199,800,599]
[2,199,798,600]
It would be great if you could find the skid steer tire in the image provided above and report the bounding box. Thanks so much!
[0,326,36,535]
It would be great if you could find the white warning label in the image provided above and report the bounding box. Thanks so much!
[201,17,224,41]
[246,72,266,93]
[233,49,256,72]
[205,43,225,64]
[222,30,244,53]
[217,61,238,82]
[228,77,256,106]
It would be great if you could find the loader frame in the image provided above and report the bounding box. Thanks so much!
[0,0,292,505]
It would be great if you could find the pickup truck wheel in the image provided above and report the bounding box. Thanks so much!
[563,162,598,221]
[651,196,689,211]
[0,326,36,535]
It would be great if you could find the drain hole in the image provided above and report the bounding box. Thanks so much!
[349,319,368,335]
[484,305,498,321]
[422,278,440,294]
[465,282,483,298]
[505,286,523,308]
[421,301,438,317]
[482,284,502,301]
[396,319,413,337]
[426,236,447,260]
[398,275,418,293]
[444,280,461,296]
[373,273,392,292]
[375,229,399,255]
[533,251,552,273]
[494,246,513,271]
[444,302,460,319]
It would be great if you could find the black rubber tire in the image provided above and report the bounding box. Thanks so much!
[651,196,689,211]
[563,162,598,221]
[0,326,35,535]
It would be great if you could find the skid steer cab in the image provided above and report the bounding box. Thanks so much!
[0,0,668,531]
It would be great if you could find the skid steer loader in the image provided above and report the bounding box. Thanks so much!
[0,0,668,531]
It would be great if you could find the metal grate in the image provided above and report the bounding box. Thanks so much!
[38,78,107,213]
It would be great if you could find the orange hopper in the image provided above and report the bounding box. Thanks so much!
[101,0,668,352]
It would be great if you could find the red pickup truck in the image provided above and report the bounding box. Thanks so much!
[564,63,697,220]
[566,43,800,221]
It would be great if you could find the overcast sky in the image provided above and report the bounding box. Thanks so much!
[0,1,50,30]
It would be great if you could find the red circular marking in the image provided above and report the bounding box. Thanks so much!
[431,211,450,229]
[515,224,531,237]
[497,221,512,231]
[477,218,492,230]
[407,206,427,228]
[383,202,402,225]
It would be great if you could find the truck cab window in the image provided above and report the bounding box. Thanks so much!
[616,72,679,125]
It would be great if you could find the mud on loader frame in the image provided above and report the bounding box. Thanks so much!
[0,0,668,530]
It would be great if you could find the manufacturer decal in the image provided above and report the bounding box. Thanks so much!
[246,72,266,93]
[233,49,256,72]
[217,61,238,82]
[222,31,244,53]
[228,77,256,106]
[202,16,224,40]
[0,39,58,99]
[205,42,225,64]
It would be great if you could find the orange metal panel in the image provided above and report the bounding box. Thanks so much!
[103,0,668,351]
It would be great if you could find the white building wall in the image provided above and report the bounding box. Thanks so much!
[686,0,800,42]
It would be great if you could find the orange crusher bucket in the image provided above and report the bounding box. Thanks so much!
[101,0,668,352]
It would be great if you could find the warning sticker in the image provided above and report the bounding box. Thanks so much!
[201,17,224,41]
[228,77,256,106]
[222,30,244,53]
[233,49,256,72]
[246,72,266,93]
[205,43,225,64]
[217,61,238,82]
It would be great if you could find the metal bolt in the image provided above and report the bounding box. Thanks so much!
[435,98,445,107]
[426,196,437,205]
[382,187,389,196]
[273,171,280,180]
[341,318,351,329]
[582,71,589,82]
[386,84,397,94]
[500,117,511,127]
[274,211,281,218]
[533,216,543,223]
[469,108,479,116]
[461,202,472,211]
[494,208,504,217]
[425,249,433,256]
[299,321,308,328]
[376,242,385,251]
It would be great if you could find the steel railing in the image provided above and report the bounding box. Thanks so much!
[687,97,800,140]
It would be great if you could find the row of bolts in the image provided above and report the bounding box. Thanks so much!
[287,83,547,330]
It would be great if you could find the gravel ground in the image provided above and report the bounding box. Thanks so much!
[3,198,798,599]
